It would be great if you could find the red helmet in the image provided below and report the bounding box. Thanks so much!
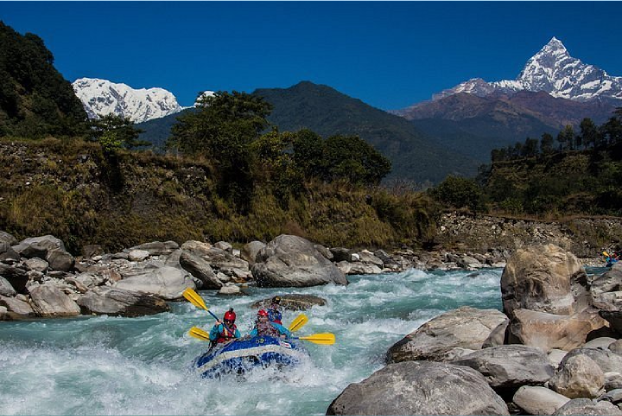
[257,309,268,317]
[224,308,236,322]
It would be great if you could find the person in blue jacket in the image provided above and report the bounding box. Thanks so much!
[249,309,291,338]
[209,308,241,344]
[267,296,283,325]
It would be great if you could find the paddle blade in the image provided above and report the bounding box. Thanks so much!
[297,333,335,345]
[183,288,207,311]
[288,314,309,332]
[188,326,211,342]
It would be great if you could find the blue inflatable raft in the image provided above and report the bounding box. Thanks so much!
[194,335,309,378]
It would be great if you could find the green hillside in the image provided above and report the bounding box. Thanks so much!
[0,21,87,138]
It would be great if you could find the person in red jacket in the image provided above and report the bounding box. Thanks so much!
[209,308,241,344]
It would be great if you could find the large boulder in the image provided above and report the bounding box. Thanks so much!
[387,306,509,363]
[453,345,555,392]
[77,286,170,317]
[252,235,347,287]
[501,244,583,317]
[12,235,74,271]
[114,266,194,300]
[509,309,607,352]
[326,361,509,415]
[549,354,605,399]
[0,231,17,254]
[28,284,81,317]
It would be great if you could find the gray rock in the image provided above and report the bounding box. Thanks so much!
[326,361,509,415]
[241,241,266,265]
[29,284,81,317]
[217,285,242,296]
[13,235,66,258]
[453,345,555,390]
[0,276,16,296]
[0,247,20,263]
[214,241,232,252]
[128,249,150,262]
[387,306,509,363]
[563,348,622,374]
[585,337,618,350]
[329,247,353,263]
[251,294,327,311]
[179,250,223,289]
[0,294,34,318]
[24,258,48,273]
[513,385,570,415]
[501,244,583,317]
[605,373,622,391]
[46,249,74,272]
[77,286,170,317]
[252,235,347,287]
[553,398,622,415]
[130,241,179,256]
[114,266,194,300]
[509,308,606,352]
[550,354,605,399]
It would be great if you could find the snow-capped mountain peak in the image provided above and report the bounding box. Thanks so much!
[72,78,184,123]
[432,37,622,103]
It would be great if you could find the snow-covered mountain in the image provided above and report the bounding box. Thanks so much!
[72,78,185,123]
[433,37,622,103]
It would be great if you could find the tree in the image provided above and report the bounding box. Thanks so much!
[292,129,325,179]
[168,91,272,158]
[429,175,487,214]
[579,118,598,149]
[321,135,391,185]
[522,137,539,158]
[557,125,575,152]
[88,114,146,152]
[540,132,555,155]
[167,91,273,210]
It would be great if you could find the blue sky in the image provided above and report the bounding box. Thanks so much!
[2,2,622,110]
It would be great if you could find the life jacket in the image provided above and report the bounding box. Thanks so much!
[216,323,238,343]
[267,307,282,325]
[255,321,280,337]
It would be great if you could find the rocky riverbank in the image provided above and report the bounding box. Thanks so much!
[328,244,622,416]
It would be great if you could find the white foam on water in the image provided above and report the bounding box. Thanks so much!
[1,267,504,415]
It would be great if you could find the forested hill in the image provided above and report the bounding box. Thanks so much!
[254,81,480,185]
[0,21,87,138]
[138,82,482,186]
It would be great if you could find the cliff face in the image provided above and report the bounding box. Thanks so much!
[435,212,622,258]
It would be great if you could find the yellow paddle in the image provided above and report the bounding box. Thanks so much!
[293,333,336,345]
[188,326,211,342]
[182,288,220,321]
[288,313,308,332]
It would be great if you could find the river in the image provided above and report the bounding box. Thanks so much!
[1,267,503,415]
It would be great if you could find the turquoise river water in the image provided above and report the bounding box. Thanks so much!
[1,268,505,415]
